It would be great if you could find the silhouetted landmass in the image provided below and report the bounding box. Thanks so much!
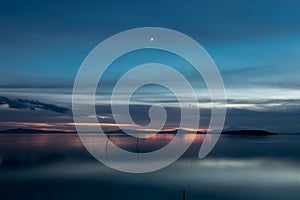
[107,129,206,135]
[222,130,277,135]
[0,128,76,134]
[107,129,277,135]
[0,128,277,135]
[158,130,206,134]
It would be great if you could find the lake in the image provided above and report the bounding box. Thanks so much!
[1,133,300,200]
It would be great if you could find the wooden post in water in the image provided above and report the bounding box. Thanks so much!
[183,190,186,200]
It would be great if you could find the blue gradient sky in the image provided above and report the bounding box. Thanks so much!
[0,0,300,132]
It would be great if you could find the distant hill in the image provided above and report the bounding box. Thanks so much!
[222,130,277,135]
[0,128,76,134]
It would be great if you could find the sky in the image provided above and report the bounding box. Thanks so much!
[0,0,300,132]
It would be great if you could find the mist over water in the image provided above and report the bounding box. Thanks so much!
[1,133,300,200]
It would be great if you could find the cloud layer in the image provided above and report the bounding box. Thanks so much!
[0,96,70,113]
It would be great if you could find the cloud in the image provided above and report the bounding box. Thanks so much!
[0,96,70,113]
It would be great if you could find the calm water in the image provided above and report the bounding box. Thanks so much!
[1,133,300,200]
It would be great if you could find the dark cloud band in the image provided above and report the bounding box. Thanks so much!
[0,96,70,113]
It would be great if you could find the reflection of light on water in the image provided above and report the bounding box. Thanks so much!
[183,134,207,142]
[196,159,263,168]
[0,134,85,149]
[4,158,300,187]
[152,134,175,141]
[65,133,208,148]
[105,134,206,145]
[163,159,300,188]
[81,134,177,147]
[2,133,300,196]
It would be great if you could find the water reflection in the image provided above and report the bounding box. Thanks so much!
[1,133,300,200]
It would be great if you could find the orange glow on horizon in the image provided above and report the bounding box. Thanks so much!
[1,122,210,133]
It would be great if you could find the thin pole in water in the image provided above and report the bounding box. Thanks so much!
[183,190,186,200]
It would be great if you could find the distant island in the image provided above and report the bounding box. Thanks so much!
[158,129,277,135]
[0,128,277,135]
[221,130,277,135]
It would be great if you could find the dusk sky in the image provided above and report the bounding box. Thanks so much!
[0,0,300,132]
